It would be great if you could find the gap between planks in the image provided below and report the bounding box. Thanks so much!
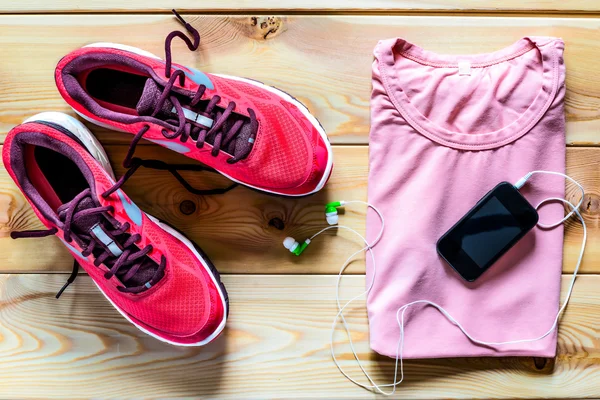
[1,15,600,146]
[4,10,600,17]
[0,273,597,399]
[1,144,598,275]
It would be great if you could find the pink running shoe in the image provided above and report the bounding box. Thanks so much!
[4,112,228,346]
[55,10,333,196]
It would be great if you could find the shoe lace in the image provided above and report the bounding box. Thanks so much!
[11,188,166,298]
[121,10,258,196]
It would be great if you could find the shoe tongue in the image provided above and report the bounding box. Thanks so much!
[136,78,255,159]
[57,196,100,233]
[57,195,160,289]
[222,118,254,159]
[136,78,174,116]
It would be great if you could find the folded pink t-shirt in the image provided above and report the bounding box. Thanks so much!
[366,37,566,359]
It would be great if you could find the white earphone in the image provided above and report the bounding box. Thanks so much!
[282,172,587,396]
[324,200,345,225]
[284,201,348,256]
[283,236,311,256]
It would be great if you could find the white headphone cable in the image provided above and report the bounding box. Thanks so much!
[314,172,586,395]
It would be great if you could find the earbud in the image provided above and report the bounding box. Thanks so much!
[283,237,311,256]
[325,201,346,225]
[283,200,347,257]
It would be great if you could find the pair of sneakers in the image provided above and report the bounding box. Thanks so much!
[4,11,333,346]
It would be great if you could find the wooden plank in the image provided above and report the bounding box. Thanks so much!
[0,15,599,145]
[1,145,598,274]
[0,273,597,399]
[1,0,600,14]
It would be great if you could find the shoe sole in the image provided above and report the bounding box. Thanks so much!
[76,42,334,197]
[29,112,228,346]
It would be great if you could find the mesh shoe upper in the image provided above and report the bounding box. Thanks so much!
[3,120,227,345]
[55,39,332,195]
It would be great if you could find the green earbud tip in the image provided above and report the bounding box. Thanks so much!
[325,201,342,213]
[292,241,310,256]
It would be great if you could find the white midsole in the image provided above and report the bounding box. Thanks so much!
[73,108,128,133]
[78,42,334,196]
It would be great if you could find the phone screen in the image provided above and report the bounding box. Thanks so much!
[459,196,522,268]
[437,182,539,281]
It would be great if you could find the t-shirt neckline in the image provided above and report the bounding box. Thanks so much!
[378,36,560,151]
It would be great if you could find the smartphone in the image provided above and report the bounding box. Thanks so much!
[436,182,539,281]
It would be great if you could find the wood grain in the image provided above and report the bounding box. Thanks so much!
[1,144,598,274]
[1,4,599,400]
[2,0,600,14]
[0,15,599,145]
[0,273,597,399]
